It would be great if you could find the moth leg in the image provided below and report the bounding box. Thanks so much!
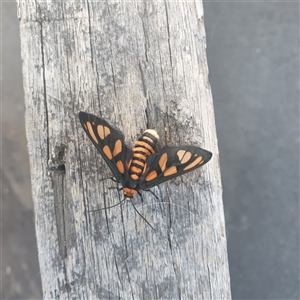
[89,185,123,212]
[104,176,122,192]
[144,189,159,200]
[137,190,144,203]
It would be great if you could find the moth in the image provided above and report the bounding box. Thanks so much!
[79,111,212,204]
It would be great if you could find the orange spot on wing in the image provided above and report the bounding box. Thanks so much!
[116,160,124,174]
[97,125,104,139]
[177,150,192,164]
[146,171,157,181]
[164,166,177,177]
[113,140,122,157]
[177,150,185,160]
[183,156,203,171]
[103,145,113,159]
[104,126,110,137]
[86,122,98,144]
[97,125,110,139]
[159,153,168,171]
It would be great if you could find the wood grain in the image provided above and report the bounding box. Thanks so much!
[18,1,231,298]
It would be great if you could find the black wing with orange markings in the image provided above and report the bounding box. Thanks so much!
[79,112,212,194]
[139,145,212,189]
[78,112,132,182]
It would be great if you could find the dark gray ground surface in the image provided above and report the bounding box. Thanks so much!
[1,2,299,299]
[2,3,43,300]
[203,2,299,299]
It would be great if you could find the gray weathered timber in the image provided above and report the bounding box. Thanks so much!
[18,1,231,299]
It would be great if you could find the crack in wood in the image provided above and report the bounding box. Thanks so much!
[52,168,67,259]
[49,144,67,258]
[39,21,50,162]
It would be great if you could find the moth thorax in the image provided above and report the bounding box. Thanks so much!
[123,187,136,200]
[144,129,159,141]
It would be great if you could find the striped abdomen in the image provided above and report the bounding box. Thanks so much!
[129,129,159,181]
[123,129,159,200]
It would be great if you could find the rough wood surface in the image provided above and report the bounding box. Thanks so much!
[18,1,231,299]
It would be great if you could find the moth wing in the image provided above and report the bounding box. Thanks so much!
[139,145,212,189]
[79,112,132,182]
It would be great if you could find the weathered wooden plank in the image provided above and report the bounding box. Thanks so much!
[18,0,231,298]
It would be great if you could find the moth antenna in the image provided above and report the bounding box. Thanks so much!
[89,198,126,212]
[137,201,195,216]
[131,200,156,231]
